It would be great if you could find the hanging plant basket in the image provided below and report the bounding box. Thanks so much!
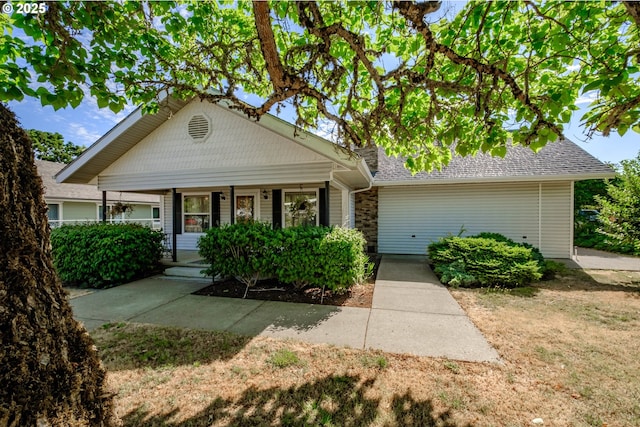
[110,201,134,216]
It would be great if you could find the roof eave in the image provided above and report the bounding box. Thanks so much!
[373,172,616,186]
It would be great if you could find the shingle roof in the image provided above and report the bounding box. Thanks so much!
[37,160,160,203]
[375,139,615,183]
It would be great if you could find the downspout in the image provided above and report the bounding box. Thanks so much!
[330,172,351,227]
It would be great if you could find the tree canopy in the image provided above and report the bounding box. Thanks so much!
[2,1,639,171]
[27,129,85,163]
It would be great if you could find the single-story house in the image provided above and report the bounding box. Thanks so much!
[55,96,614,260]
[38,159,161,228]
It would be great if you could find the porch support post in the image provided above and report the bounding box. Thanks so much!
[324,180,330,226]
[229,185,235,225]
[172,188,177,262]
[101,191,107,223]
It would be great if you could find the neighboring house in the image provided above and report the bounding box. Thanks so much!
[38,159,161,228]
[55,96,614,260]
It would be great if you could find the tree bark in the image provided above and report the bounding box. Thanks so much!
[624,1,640,30]
[0,104,114,426]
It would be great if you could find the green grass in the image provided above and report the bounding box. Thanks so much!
[267,348,304,369]
[360,352,388,369]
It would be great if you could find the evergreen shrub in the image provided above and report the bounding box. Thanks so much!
[51,223,164,288]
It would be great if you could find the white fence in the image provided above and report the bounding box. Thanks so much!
[48,218,162,230]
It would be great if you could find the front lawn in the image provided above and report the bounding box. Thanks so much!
[92,268,640,426]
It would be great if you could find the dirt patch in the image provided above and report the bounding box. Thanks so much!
[194,278,374,307]
[193,256,379,308]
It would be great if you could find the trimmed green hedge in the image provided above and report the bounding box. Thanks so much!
[427,233,544,288]
[197,221,277,296]
[198,222,371,295]
[51,223,164,288]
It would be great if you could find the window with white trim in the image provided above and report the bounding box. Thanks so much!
[184,195,210,233]
[283,190,317,227]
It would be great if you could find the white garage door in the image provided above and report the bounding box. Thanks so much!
[378,181,571,258]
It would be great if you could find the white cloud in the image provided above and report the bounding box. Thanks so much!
[576,90,599,106]
[314,119,338,142]
[67,123,103,146]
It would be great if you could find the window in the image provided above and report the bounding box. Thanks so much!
[152,206,161,229]
[184,195,210,233]
[236,195,255,221]
[284,191,317,227]
[47,203,60,227]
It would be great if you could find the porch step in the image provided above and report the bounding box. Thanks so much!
[163,266,211,279]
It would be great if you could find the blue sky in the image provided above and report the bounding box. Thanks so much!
[8,93,640,166]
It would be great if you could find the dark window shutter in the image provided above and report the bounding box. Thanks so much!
[211,192,221,227]
[319,187,328,226]
[173,192,182,234]
[272,189,282,229]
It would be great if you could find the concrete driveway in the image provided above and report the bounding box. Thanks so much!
[70,256,500,363]
[568,247,640,271]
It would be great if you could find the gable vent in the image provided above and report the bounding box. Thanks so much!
[188,114,211,141]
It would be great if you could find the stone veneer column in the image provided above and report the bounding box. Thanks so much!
[355,187,378,253]
[353,146,379,253]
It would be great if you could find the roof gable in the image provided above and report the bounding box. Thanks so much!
[376,139,615,184]
[57,96,366,185]
[100,100,329,176]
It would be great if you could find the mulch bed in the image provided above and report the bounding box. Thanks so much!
[193,256,380,308]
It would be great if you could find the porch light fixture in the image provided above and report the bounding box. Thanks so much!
[220,192,226,200]
[262,189,269,200]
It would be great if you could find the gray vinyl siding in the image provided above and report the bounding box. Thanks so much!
[98,163,333,192]
[349,192,356,228]
[378,181,572,258]
[260,191,273,225]
[330,186,343,227]
[378,182,542,256]
[540,182,572,258]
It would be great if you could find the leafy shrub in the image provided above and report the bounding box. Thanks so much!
[433,260,476,288]
[276,226,329,289]
[574,218,607,248]
[596,152,640,256]
[428,233,544,288]
[574,215,640,255]
[276,226,371,293]
[198,221,277,297]
[51,223,164,288]
[198,223,371,295]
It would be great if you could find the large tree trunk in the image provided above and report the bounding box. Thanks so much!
[0,104,114,426]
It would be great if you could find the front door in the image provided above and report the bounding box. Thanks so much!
[236,195,256,221]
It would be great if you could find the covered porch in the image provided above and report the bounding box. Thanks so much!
[159,179,356,262]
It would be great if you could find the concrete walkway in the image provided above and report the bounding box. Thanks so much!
[565,247,640,271]
[70,256,500,363]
